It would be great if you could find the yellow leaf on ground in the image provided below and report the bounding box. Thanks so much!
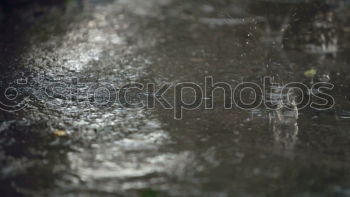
[54,130,67,137]
[304,68,317,77]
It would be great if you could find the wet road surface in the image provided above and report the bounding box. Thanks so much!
[1,0,350,196]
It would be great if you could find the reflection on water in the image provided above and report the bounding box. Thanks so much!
[268,85,299,156]
[1,0,350,196]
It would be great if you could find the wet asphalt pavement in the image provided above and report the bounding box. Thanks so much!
[1,0,350,197]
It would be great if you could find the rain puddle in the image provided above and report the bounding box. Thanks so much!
[1,0,350,197]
